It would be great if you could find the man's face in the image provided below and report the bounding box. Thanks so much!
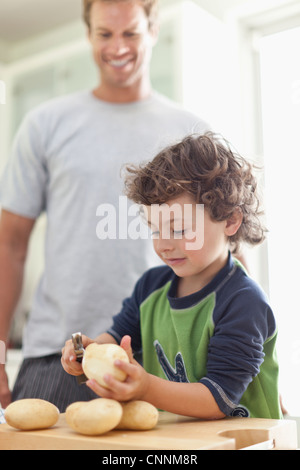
[88,1,157,90]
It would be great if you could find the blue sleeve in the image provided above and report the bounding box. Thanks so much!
[107,287,142,353]
[200,283,277,416]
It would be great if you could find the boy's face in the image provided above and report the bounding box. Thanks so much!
[144,193,231,288]
[88,1,157,91]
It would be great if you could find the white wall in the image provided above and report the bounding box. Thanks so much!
[181,2,243,143]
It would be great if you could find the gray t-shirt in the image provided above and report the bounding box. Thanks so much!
[0,90,209,357]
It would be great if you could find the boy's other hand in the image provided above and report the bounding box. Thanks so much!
[86,335,150,402]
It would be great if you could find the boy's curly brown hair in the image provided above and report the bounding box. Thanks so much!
[123,132,267,254]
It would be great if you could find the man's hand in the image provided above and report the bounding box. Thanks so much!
[0,365,11,409]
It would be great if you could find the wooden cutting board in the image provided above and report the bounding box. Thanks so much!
[0,412,297,450]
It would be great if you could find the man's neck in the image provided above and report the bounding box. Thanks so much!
[93,80,152,104]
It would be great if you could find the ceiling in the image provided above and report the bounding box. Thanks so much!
[0,0,82,42]
[0,0,297,43]
[0,0,256,43]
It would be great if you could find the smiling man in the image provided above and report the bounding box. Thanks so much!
[0,0,209,411]
[87,0,157,101]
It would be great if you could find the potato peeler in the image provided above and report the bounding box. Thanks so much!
[71,332,88,385]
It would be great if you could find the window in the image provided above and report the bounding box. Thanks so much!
[258,26,300,415]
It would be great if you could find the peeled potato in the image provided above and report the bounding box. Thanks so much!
[4,399,59,431]
[82,343,129,388]
[116,400,159,430]
[65,398,123,435]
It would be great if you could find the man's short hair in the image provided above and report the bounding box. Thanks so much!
[83,0,159,30]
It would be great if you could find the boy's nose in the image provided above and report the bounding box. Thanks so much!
[155,235,173,253]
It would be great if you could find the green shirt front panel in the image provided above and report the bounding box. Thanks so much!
[140,283,215,384]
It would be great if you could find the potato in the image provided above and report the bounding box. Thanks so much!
[4,399,59,431]
[82,343,129,388]
[63,401,84,428]
[65,398,123,435]
[116,401,159,431]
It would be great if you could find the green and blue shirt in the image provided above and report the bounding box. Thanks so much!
[107,253,281,419]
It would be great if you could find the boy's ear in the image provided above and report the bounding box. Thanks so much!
[224,208,243,236]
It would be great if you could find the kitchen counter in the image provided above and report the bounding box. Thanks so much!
[0,411,297,450]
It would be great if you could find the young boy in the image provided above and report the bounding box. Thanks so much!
[62,133,282,419]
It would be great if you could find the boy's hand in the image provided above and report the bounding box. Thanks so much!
[86,335,150,402]
[61,334,94,376]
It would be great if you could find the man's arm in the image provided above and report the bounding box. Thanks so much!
[0,210,35,408]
